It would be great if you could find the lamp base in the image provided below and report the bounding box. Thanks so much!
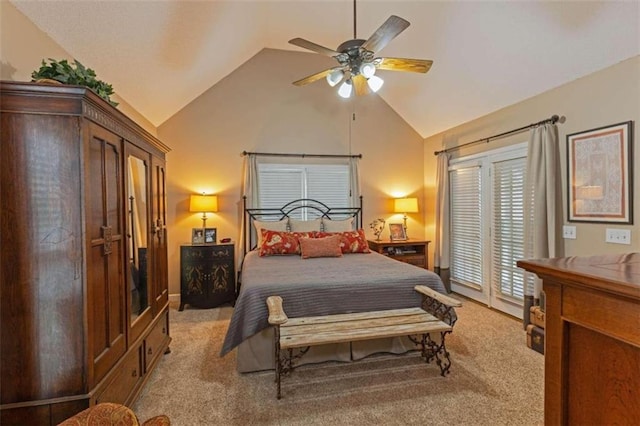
[403,214,409,239]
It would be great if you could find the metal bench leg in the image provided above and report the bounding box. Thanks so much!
[432,331,452,376]
[274,326,282,399]
[419,332,453,376]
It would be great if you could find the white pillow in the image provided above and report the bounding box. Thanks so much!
[322,217,354,232]
[289,218,322,232]
[254,219,289,246]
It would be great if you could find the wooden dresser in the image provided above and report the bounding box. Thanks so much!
[517,253,640,426]
[1,81,171,425]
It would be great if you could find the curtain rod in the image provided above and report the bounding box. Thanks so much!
[242,151,362,159]
[433,114,561,156]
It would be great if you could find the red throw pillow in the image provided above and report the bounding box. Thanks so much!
[314,229,370,254]
[299,235,343,259]
[258,230,313,256]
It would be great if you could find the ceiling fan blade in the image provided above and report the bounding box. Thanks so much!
[361,15,410,53]
[352,75,370,96]
[377,58,433,74]
[289,38,341,57]
[292,67,343,87]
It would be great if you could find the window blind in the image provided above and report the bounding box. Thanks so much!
[449,165,483,288]
[258,164,350,219]
[491,156,532,301]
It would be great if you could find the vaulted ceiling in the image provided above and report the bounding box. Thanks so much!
[11,0,640,138]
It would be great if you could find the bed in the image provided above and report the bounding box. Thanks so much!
[220,198,451,372]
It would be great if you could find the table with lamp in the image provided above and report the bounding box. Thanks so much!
[367,197,431,269]
[180,193,236,311]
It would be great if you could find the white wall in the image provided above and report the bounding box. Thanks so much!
[424,56,640,262]
[0,1,157,135]
[158,48,425,296]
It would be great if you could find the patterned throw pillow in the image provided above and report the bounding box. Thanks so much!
[258,230,312,256]
[254,219,289,246]
[299,235,343,259]
[315,229,370,254]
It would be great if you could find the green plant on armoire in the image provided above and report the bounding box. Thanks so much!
[31,58,118,106]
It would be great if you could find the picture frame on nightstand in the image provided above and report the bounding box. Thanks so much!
[389,223,407,241]
[204,228,217,244]
[191,228,204,244]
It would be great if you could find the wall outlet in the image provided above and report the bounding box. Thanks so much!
[562,225,577,239]
[605,228,631,245]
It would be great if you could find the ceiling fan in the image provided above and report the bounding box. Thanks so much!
[289,1,432,98]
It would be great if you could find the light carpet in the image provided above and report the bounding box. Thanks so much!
[133,298,543,425]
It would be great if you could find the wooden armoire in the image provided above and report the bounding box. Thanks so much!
[0,81,171,425]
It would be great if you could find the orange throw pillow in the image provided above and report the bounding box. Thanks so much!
[315,229,370,253]
[299,234,343,259]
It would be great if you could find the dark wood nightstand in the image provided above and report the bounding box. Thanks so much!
[179,243,235,311]
[367,239,430,269]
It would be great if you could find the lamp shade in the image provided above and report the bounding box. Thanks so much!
[394,197,418,213]
[337,79,353,98]
[367,75,384,92]
[190,194,218,213]
[326,69,344,87]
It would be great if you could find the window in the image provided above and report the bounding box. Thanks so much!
[449,143,532,318]
[491,156,533,303]
[258,163,351,219]
[449,163,483,289]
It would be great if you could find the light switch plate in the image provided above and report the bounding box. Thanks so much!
[605,228,631,245]
[562,225,576,239]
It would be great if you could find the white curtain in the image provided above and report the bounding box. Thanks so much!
[239,154,259,263]
[434,152,451,293]
[349,156,362,211]
[523,123,563,326]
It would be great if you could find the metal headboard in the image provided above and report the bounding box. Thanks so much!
[243,196,363,254]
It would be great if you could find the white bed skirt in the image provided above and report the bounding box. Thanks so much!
[236,327,420,373]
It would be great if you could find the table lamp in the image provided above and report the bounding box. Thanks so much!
[190,193,218,228]
[394,197,418,238]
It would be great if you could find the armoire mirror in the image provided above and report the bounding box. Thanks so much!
[127,154,149,323]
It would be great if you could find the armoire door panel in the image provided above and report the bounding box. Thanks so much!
[151,158,168,315]
[126,143,153,343]
[0,114,85,402]
[85,123,126,385]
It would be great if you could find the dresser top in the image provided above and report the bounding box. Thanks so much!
[517,253,640,300]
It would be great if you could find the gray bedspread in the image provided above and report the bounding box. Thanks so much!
[220,250,448,356]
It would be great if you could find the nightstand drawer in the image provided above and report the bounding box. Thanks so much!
[395,254,426,268]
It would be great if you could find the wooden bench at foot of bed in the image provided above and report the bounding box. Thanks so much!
[266,285,462,399]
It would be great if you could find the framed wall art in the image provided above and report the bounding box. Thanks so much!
[567,121,633,223]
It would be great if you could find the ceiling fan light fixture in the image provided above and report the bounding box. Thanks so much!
[360,62,376,78]
[337,79,353,98]
[367,75,384,92]
[326,69,344,87]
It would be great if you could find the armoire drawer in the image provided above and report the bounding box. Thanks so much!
[145,310,169,371]
[95,343,143,405]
